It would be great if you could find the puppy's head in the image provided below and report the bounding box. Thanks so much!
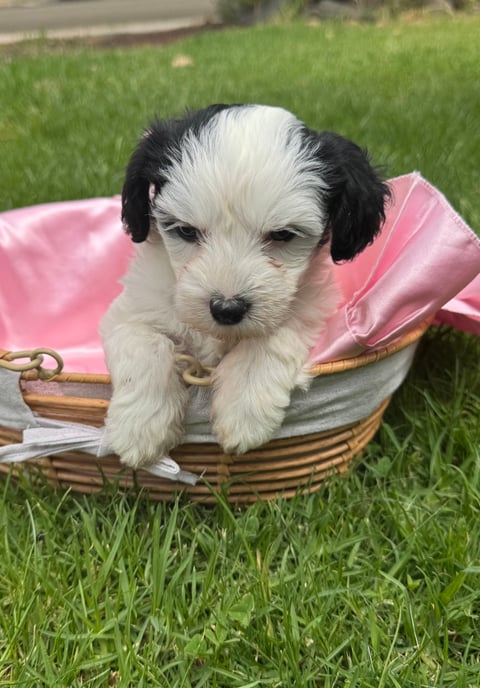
[122,104,390,339]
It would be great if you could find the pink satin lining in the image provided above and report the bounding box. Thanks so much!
[311,172,480,362]
[0,197,132,374]
[1,173,479,373]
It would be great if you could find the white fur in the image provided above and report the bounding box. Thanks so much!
[101,105,340,467]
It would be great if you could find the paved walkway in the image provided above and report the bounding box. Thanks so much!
[0,0,216,43]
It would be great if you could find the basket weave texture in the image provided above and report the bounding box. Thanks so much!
[0,323,428,503]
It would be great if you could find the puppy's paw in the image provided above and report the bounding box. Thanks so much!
[211,383,289,455]
[105,400,185,469]
[213,410,281,455]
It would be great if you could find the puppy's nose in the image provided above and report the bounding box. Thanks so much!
[209,295,250,325]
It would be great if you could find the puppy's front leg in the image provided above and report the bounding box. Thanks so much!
[102,321,188,469]
[211,328,311,455]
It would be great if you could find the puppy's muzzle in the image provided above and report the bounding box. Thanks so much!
[209,295,251,325]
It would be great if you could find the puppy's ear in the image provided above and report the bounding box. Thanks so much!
[122,105,235,243]
[121,123,171,243]
[316,131,391,263]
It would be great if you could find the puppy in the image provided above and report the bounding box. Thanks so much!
[100,104,389,468]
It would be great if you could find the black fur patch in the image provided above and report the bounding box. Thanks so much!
[121,104,237,243]
[302,129,391,263]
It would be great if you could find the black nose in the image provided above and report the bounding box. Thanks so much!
[209,295,250,325]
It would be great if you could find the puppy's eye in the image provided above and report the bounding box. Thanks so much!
[269,229,296,242]
[171,226,200,243]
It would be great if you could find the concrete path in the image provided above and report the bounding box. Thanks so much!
[0,0,216,43]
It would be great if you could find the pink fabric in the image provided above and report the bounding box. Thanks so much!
[0,197,132,373]
[310,172,480,362]
[0,172,479,374]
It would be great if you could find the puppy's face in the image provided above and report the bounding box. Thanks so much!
[152,107,327,340]
[121,104,390,341]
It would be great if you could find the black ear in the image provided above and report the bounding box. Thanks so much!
[315,131,391,263]
[121,122,173,243]
[122,105,235,243]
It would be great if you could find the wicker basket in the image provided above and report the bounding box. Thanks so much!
[0,322,428,503]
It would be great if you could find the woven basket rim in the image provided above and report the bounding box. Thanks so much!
[0,322,431,503]
[3,318,431,385]
[0,396,390,503]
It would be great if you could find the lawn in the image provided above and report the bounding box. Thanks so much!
[0,15,479,687]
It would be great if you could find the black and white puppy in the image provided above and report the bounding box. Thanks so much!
[100,104,389,468]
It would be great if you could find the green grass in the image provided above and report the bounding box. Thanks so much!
[1,17,479,226]
[1,17,479,687]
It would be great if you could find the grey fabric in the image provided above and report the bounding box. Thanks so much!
[0,369,39,430]
[183,343,418,442]
[0,342,418,442]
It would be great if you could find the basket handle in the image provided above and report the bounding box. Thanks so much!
[0,348,64,380]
